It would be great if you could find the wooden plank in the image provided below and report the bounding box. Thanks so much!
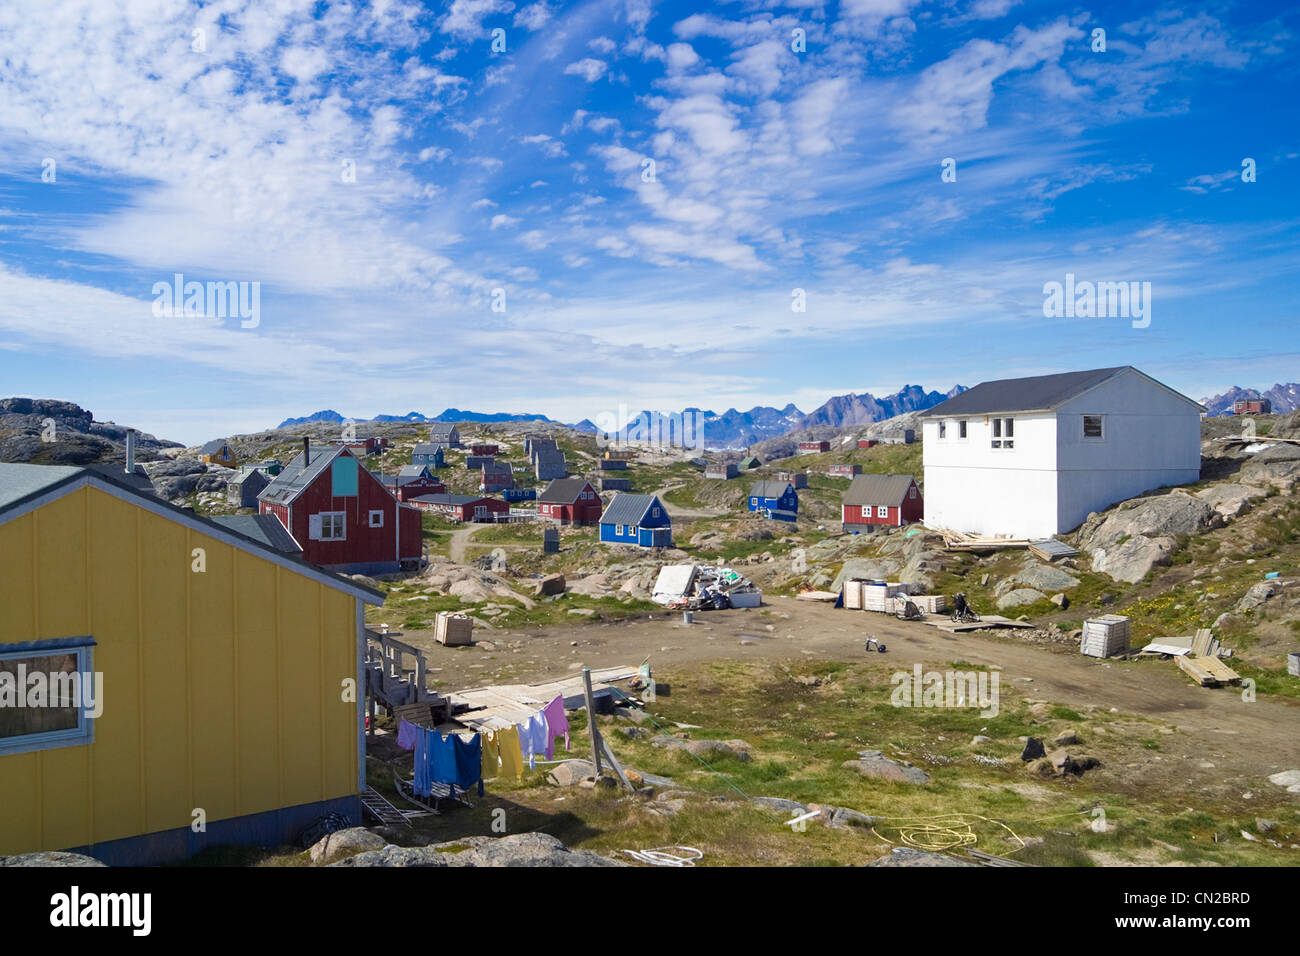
[1191,628,1214,657]
[1178,655,1216,686]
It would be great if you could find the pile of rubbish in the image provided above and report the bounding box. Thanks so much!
[651,563,761,611]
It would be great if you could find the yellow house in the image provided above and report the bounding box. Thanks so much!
[200,439,238,468]
[0,463,383,864]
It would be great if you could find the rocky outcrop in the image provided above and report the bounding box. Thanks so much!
[842,750,931,784]
[997,588,1046,610]
[1196,483,1268,519]
[868,847,975,867]
[308,827,387,864]
[0,851,106,866]
[1236,580,1284,613]
[331,832,624,867]
[994,557,1080,595]
[1239,444,1300,490]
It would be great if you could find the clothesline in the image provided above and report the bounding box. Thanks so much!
[397,693,572,798]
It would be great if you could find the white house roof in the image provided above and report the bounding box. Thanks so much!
[921,366,1204,418]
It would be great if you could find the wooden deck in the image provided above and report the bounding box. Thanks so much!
[448,665,643,731]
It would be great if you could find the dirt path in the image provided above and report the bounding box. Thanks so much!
[408,596,1300,786]
[447,524,480,563]
[651,481,726,521]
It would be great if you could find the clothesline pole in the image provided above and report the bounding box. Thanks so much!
[581,667,604,776]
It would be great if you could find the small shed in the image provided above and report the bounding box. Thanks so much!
[227,465,271,508]
[705,462,738,480]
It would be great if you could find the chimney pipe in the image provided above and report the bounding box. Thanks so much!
[303,436,310,463]
[125,428,136,474]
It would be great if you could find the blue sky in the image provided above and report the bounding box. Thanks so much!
[0,0,1296,444]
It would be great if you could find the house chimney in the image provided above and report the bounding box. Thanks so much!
[125,428,136,474]
[303,436,310,463]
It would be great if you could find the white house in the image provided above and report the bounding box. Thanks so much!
[921,366,1203,539]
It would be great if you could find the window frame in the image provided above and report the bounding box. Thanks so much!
[938,421,947,440]
[314,511,346,540]
[368,509,384,528]
[0,640,97,757]
[958,419,968,440]
[991,417,1015,450]
[1082,414,1105,442]
[876,505,888,518]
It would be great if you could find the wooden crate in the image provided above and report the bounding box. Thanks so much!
[842,580,865,610]
[1081,615,1130,658]
[435,611,474,646]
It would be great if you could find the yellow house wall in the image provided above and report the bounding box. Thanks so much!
[0,485,360,856]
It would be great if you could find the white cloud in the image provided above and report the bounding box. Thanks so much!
[563,58,608,82]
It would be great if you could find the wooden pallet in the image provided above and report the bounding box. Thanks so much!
[1178,653,1242,687]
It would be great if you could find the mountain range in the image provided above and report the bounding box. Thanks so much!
[277,408,556,428]
[1199,384,1300,417]
[273,380,1300,450]
[278,385,966,448]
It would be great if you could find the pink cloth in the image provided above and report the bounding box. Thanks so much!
[541,695,569,759]
[396,719,419,751]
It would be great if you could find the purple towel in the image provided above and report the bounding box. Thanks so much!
[396,719,419,751]
[541,695,569,758]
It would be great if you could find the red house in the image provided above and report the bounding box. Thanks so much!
[471,443,500,456]
[841,474,923,530]
[408,493,509,523]
[858,439,878,449]
[380,474,446,502]
[538,478,603,525]
[259,439,422,573]
[828,463,862,478]
[1232,399,1272,415]
[799,440,830,454]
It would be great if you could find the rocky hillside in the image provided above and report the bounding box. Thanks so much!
[0,398,181,466]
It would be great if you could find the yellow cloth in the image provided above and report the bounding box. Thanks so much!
[496,726,525,780]
[481,731,501,779]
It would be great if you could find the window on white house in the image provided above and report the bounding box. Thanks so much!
[991,418,1015,449]
[958,420,967,439]
[1083,415,1104,440]
[369,510,384,528]
[938,421,947,439]
[0,641,97,756]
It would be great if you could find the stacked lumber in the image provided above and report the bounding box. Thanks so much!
[842,580,866,610]
[940,528,1031,551]
[1028,539,1078,562]
[1178,654,1242,687]
[1080,615,1130,658]
[910,594,947,613]
[862,582,905,612]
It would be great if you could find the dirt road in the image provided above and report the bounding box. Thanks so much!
[406,595,1300,787]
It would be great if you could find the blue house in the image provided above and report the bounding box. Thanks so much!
[600,493,672,548]
[748,480,798,522]
[412,444,445,468]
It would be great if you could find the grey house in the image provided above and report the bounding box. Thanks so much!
[227,465,271,508]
